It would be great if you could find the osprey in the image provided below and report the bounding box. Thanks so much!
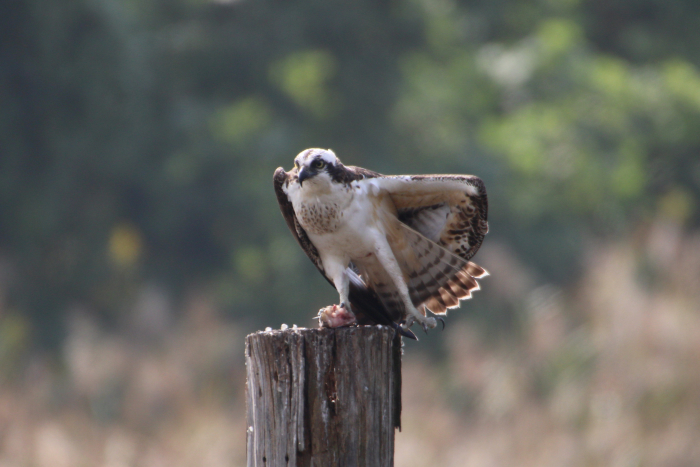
[273,148,488,339]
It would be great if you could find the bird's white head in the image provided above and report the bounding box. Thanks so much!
[293,148,342,187]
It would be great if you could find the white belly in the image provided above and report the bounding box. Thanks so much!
[305,198,378,261]
[286,177,389,265]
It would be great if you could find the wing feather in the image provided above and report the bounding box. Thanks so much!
[387,222,486,316]
[273,167,327,277]
[375,175,488,262]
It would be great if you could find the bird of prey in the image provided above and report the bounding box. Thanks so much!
[273,148,488,339]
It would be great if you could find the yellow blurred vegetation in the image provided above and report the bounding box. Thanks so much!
[108,223,144,269]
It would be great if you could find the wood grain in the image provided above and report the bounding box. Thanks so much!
[245,326,402,467]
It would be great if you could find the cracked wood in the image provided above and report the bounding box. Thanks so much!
[245,327,402,467]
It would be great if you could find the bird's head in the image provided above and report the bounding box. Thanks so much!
[293,148,342,187]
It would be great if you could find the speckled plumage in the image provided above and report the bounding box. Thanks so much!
[273,148,489,337]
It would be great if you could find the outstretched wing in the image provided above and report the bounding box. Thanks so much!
[273,167,416,338]
[377,175,488,261]
[370,174,489,315]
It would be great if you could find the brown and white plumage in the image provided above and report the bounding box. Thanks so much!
[273,148,488,338]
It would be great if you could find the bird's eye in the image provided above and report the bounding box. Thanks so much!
[294,160,300,169]
[312,160,325,169]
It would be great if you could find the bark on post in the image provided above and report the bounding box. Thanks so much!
[245,326,402,467]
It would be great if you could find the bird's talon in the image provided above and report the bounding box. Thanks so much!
[436,316,445,330]
[418,316,438,333]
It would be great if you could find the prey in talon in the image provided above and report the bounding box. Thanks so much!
[318,304,357,328]
[273,148,489,339]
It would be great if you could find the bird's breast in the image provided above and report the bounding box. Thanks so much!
[297,201,344,235]
[290,181,373,239]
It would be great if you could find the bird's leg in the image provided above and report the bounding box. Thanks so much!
[372,235,437,332]
[331,265,352,313]
[318,259,357,328]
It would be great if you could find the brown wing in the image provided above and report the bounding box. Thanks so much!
[377,174,488,261]
[396,222,487,314]
[273,167,328,278]
[371,174,489,315]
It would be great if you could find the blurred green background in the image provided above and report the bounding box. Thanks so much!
[1,0,700,465]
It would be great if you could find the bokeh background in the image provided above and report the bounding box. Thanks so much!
[2,0,700,465]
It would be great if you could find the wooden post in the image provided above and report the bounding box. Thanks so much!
[245,326,402,467]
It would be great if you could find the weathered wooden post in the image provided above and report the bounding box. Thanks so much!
[245,326,402,467]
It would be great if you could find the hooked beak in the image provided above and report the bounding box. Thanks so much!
[298,167,310,186]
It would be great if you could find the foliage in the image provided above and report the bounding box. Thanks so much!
[1,0,699,347]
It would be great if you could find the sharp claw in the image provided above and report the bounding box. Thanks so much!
[392,322,418,340]
[436,316,445,330]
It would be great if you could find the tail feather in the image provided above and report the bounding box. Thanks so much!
[439,287,460,308]
[391,223,486,316]
[446,278,472,300]
[463,262,489,279]
[455,270,479,292]
[424,295,447,314]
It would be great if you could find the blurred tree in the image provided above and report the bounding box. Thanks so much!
[1,0,698,348]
